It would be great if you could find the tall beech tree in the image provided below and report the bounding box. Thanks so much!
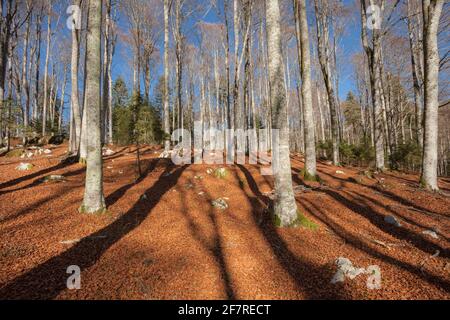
[294,0,317,179]
[80,0,106,214]
[420,0,444,191]
[360,0,385,171]
[266,0,298,226]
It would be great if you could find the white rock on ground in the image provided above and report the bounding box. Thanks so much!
[336,170,345,175]
[384,215,402,227]
[103,148,115,156]
[60,239,80,245]
[212,198,229,210]
[159,150,173,159]
[422,230,439,239]
[16,163,34,171]
[43,175,66,182]
[331,257,367,284]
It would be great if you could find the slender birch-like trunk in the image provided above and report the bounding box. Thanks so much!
[42,4,52,136]
[294,0,317,179]
[360,0,385,171]
[266,0,298,227]
[407,0,423,147]
[163,0,170,150]
[80,0,106,214]
[421,0,444,190]
[70,0,82,154]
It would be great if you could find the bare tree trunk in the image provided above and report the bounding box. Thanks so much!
[173,0,183,134]
[163,0,170,150]
[294,0,317,179]
[314,0,340,166]
[223,0,231,129]
[233,0,239,129]
[33,8,43,122]
[42,4,52,136]
[421,0,444,191]
[58,65,67,133]
[102,0,111,144]
[407,0,423,147]
[360,0,385,171]
[107,34,115,145]
[79,2,90,163]
[266,0,298,227]
[80,0,106,214]
[70,0,82,154]
[21,3,31,138]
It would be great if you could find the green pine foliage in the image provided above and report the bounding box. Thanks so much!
[111,80,163,146]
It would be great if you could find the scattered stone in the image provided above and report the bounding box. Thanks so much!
[366,265,382,289]
[103,148,115,156]
[293,185,312,193]
[211,198,229,210]
[214,167,228,179]
[141,194,148,201]
[43,149,52,154]
[361,170,375,179]
[422,230,439,239]
[159,150,173,159]
[16,163,34,171]
[331,257,367,284]
[384,215,402,227]
[198,191,205,196]
[336,170,345,175]
[184,183,194,190]
[42,175,66,183]
[206,168,214,175]
[60,239,80,245]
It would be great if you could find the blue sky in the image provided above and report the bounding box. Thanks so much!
[109,0,363,103]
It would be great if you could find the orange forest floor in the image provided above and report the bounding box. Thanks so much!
[0,143,449,300]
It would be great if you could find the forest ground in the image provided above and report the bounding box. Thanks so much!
[0,144,449,300]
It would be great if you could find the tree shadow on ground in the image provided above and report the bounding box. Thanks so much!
[237,164,352,300]
[0,165,187,299]
[178,179,235,299]
[0,161,74,192]
[318,169,447,219]
[300,198,450,294]
[105,158,168,207]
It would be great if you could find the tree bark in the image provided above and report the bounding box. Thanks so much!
[314,0,340,166]
[360,0,385,171]
[266,0,298,227]
[80,0,106,214]
[163,0,170,150]
[70,0,82,154]
[407,0,423,147]
[421,0,444,191]
[294,0,317,179]
[42,3,52,136]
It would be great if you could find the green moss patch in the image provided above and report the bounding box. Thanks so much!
[273,210,319,230]
[6,149,24,158]
[299,169,321,183]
